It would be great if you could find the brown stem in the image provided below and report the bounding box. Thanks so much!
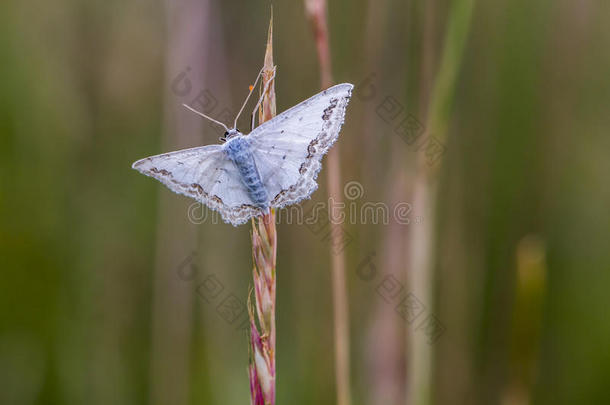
[249,13,277,405]
[305,1,352,405]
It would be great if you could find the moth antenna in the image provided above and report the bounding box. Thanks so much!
[182,104,230,132]
[233,66,265,130]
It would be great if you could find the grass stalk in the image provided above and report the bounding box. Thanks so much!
[248,15,277,405]
[304,2,352,405]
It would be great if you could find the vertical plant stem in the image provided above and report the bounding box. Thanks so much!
[407,1,475,405]
[149,2,210,405]
[305,2,352,405]
[249,14,277,405]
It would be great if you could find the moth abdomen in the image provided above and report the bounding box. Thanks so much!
[223,136,269,208]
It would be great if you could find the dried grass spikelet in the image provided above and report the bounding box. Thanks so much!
[248,12,277,405]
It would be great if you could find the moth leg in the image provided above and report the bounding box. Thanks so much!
[250,67,277,131]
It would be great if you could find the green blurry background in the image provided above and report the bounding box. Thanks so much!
[1,0,609,404]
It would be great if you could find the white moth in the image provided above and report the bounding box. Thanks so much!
[132,72,353,226]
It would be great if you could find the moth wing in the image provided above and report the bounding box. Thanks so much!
[249,83,353,207]
[132,145,262,225]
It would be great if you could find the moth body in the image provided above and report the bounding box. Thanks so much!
[223,133,269,209]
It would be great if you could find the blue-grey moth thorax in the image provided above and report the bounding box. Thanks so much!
[223,135,269,209]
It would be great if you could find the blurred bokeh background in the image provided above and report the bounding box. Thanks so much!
[1,0,609,404]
